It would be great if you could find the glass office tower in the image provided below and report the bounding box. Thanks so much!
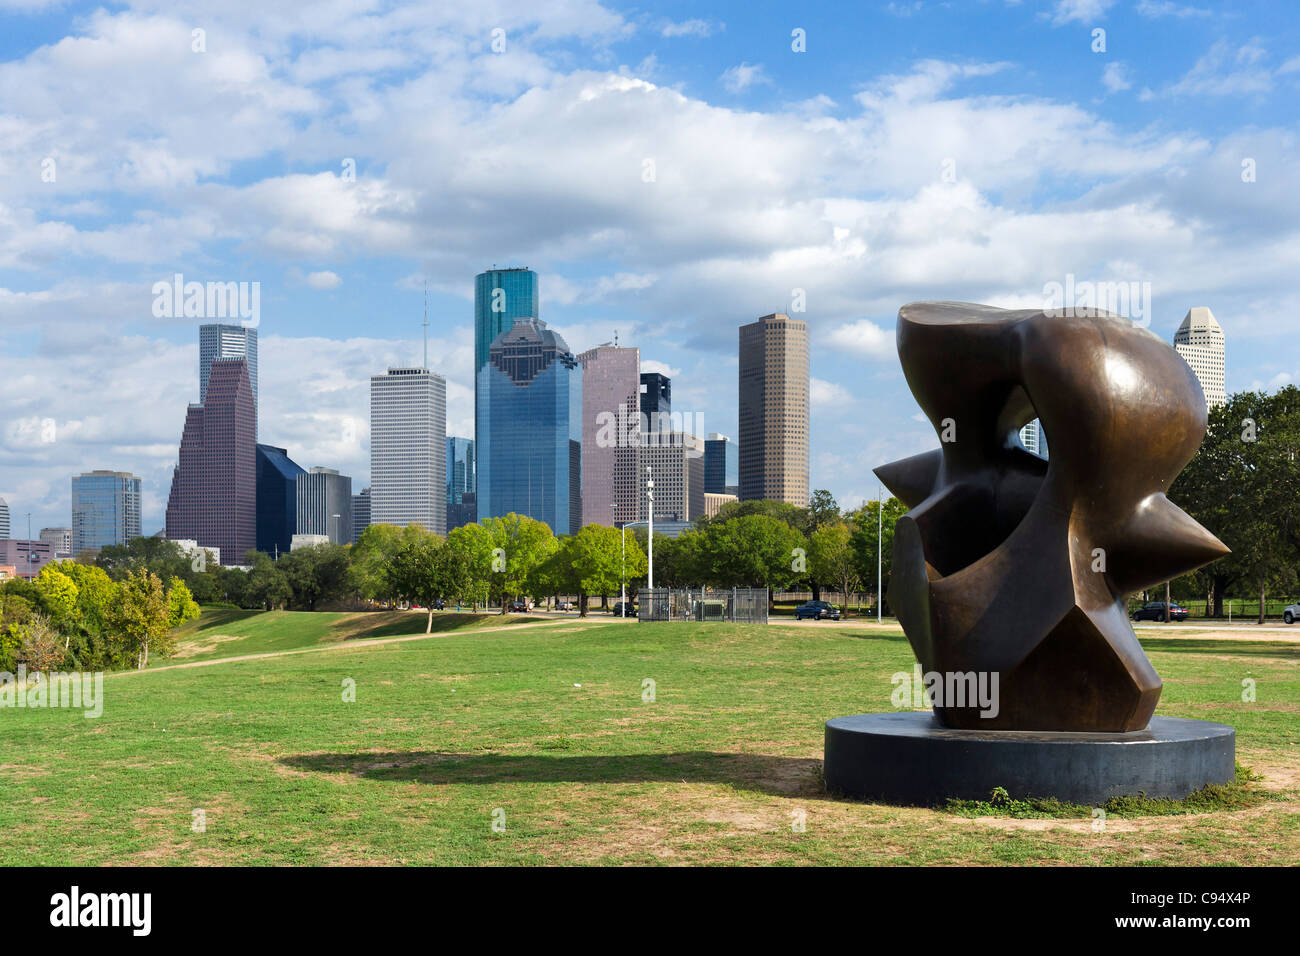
[256,444,304,556]
[446,437,476,530]
[474,269,539,376]
[704,433,740,496]
[70,470,142,555]
[477,318,582,535]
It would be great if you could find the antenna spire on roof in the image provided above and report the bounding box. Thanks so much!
[422,280,429,369]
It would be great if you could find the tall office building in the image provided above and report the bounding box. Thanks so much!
[296,466,354,545]
[446,437,477,530]
[165,357,257,564]
[477,318,582,535]
[370,367,447,534]
[578,345,640,526]
[70,470,142,556]
[738,313,810,506]
[255,444,304,557]
[1018,420,1049,459]
[40,527,73,557]
[0,497,9,539]
[1174,307,1227,410]
[200,323,258,411]
[640,371,671,432]
[704,433,739,496]
[352,488,371,541]
[638,432,706,522]
[475,268,539,499]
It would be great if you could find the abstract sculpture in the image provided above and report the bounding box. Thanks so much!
[874,302,1229,732]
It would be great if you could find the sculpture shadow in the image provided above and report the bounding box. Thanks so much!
[280,750,827,798]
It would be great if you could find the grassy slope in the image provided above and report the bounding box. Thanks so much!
[163,608,544,664]
[1,617,1297,865]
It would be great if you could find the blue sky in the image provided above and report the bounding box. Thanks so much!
[1,0,1298,535]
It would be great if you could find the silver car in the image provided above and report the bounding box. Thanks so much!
[1284,603,1300,625]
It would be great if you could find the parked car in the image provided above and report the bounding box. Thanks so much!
[1284,603,1300,625]
[611,602,637,618]
[555,601,576,611]
[1133,601,1188,622]
[508,600,530,613]
[794,600,842,621]
[431,599,445,611]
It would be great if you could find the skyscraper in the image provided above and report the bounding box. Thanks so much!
[638,432,706,522]
[255,443,304,557]
[39,527,73,557]
[474,268,540,376]
[738,313,810,506]
[446,437,476,530]
[477,318,582,535]
[704,433,739,496]
[200,323,258,410]
[166,357,257,564]
[296,466,354,545]
[578,345,640,526]
[352,488,371,541]
[370,367,447,533]
[640,371,671,432]
[0,497,9,539]
[1174,307,1227,409]
[1018,420,1049,459]
[70,470,142,556]
[475,268,539,501]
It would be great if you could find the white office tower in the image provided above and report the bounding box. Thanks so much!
[370,367,447,534]
[200,324,259,407]
[1019,419,1048,458]
[1173,308,1226,410]
[0,497,9,539]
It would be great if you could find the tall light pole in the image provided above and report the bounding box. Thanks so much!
[646,465,654,590]
[613,503,626,616]
[876,484,883,624]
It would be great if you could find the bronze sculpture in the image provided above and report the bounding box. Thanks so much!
[874,302,1229,733]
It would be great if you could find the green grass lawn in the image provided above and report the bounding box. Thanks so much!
[2,611,1297,865]
[161,607,546,664]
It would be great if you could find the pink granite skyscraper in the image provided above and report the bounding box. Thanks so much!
[165,357,257,564]
[577,344,640,526]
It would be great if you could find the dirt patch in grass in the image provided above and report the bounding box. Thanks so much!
[172,634,244,659]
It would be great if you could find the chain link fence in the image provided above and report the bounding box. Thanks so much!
[639,588,769,624]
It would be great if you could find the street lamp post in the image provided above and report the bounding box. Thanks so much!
[612,503,626,617]
[645,466,654,591]
[876,484,883,624]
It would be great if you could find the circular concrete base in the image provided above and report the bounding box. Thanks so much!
[823,712,1235,805]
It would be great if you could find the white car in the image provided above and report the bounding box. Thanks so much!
[1284,603,1300,625]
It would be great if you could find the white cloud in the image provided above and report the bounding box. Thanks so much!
[1049,0,1116,26]
[811,377,852,407]
[640,359,680,378]
[1166,40,1274,97]
[304,270,342,290]
[1102,62,1131,93]
[661,19,717,38]
[719,62,770,94]
[827,320,895,360]
[1136,1,1213,18]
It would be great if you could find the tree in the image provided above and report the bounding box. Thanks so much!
[107,570,175,669]
[697,514,807,602]
[278,544,352,611]
[1171,386,1300,620]
[809,521,860,608]
[350,524,418,605]
[807,489,841,531]
[59,563,116,641]
[388,533,453,632]
[244,552,292,610]
[444,523,495,608]
[32,566,80,645]
[166,577,202,629]
[14,613,65,672]
[563,525,647,616]
[482,514,557,613]
[848,497,907,611]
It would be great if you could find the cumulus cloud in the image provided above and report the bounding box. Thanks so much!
[304,270,342,290]
[827,320,895,360]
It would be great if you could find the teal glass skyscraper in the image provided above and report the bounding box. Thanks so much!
[477,318,582,535]
[475,268,539,376]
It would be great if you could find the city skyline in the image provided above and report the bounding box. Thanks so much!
[4,1,1296,534]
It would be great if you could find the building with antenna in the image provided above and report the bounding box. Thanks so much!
[369,367,447,534]
[477,317,581,535]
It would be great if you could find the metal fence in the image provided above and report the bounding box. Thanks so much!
[639,588,769,624]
